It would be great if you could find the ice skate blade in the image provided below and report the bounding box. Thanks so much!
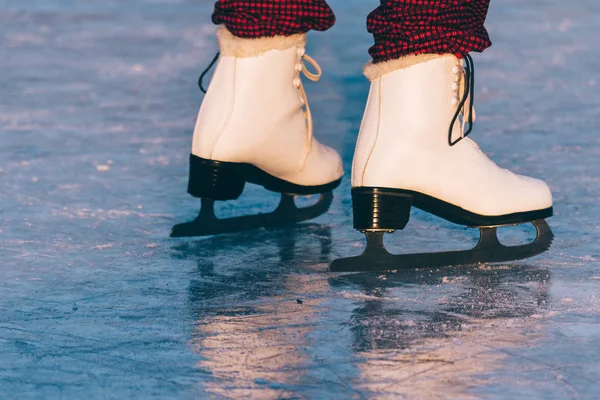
[330,220,554,273]
[171,192,333,237]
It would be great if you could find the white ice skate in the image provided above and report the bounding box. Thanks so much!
[172,28,343,237]
[331,54,554,271]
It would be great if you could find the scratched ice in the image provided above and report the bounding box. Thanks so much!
[1,0,600,398]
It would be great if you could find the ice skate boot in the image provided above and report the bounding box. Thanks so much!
[331,55,554,271]
[172,28,343,237]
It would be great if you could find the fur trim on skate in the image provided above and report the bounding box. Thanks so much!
[217,26,306,57]
[363,54,450,81]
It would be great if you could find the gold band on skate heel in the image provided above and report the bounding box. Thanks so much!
[170,155,342,237]
[330,187,555,272]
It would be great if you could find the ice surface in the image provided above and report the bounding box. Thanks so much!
[1,0,600,398]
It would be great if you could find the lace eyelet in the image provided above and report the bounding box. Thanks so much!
[296,48,306,57]
[293,77,301,87]
[450,97,459,105]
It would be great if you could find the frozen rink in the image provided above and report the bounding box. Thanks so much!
[2,0,600,398]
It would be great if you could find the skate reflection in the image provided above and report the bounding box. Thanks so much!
[174,228,552,398]
[329,265,551,397]
[173,224,332,398]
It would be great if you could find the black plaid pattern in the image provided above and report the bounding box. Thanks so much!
[212,0,492,62]
[367,0,492,62]
[212,0,335,37]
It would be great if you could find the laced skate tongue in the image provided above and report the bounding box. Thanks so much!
[448,54,476,146]
[195,50,322,153]
[330,220,554,273]
[294,52,322,152]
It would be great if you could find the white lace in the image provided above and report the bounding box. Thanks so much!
[293,48,322,151]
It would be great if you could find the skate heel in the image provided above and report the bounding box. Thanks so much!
[187,155,245,201]
[352,187,413,231]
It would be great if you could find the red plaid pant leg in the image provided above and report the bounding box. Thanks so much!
[367,0,492,63]
[211,0,491,62]
[212,0,335,38]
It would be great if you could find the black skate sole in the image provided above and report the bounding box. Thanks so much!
[352,187,553,230]
[187,154,342,200]
[170,155,341,238]
[329,187,554,272]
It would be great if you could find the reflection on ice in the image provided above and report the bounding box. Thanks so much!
[176,225,332,398]
[177,227,551,398]
[332,266,550,398]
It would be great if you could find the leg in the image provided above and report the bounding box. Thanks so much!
[172,0,343,238]
[213,0,335,38]
[332,0,554,271]
[367,0,491,62]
